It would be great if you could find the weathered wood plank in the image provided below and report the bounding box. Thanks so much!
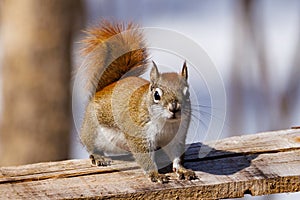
[0,129,299,199]
[188,129,300,160]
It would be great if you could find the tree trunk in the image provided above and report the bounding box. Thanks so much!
[0,0,82,166]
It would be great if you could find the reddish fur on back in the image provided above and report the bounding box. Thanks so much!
[81,20,149,93]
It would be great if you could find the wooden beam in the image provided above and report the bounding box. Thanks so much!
[0,129,300,199]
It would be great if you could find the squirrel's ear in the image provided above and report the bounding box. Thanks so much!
[181,61,188,80]
[150,61,159,83]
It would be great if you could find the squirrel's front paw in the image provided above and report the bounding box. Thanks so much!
[148,171,169,183]
[175,168,197,180]
[89,154,112,166]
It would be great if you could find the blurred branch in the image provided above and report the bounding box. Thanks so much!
[230,0,280,134]
[280,23,300,119]
[230,0,266,134]
[0,0,84,166]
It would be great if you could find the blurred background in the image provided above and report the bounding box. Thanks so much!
[0,0,299,199]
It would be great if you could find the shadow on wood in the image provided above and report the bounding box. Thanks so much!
[185,143,258,175]
[153,143,258,176]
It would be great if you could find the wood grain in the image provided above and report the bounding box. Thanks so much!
[0,129,299,199]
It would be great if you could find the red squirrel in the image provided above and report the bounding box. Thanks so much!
[80,21,196,183]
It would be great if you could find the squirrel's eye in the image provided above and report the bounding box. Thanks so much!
[153,88,162,103]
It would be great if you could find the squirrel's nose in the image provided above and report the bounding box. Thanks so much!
[168,101,180,113]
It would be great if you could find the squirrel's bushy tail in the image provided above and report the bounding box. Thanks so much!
[81,20,148,93]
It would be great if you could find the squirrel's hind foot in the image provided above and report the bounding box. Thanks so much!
[89,154,112,166]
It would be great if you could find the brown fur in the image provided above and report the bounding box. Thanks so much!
[80,21,196,183]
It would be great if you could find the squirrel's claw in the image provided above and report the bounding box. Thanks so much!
[89,154,112,167]
[148,171,169,183]
[176,168,198,180]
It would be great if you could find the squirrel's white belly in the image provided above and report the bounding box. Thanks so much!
[146,119,183,149]
[95,124,130,156]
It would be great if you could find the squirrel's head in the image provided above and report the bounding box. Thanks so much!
[149,61,190,121]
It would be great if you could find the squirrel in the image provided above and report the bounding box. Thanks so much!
[79,20,197,183]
